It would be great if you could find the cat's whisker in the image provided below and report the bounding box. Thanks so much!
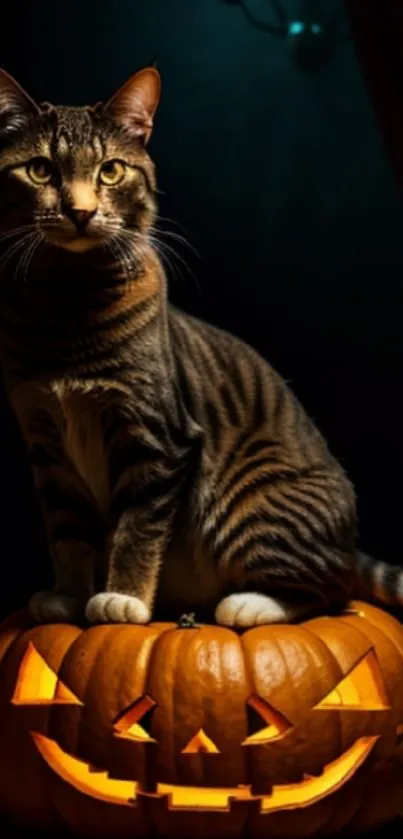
[0,232,38,278]
[12,232,39,283]
[146,231,202,296]
[15,232,44,284]
[0,223,38,244]
[114,229,152,274]
[156,215,191,235]
[14,234,36,284]
[147,231,183,282]
[117,226,195,291]
[151,224,200,259]
[145,235,180,284]
[107,232,136,280]
[150,234,201,288]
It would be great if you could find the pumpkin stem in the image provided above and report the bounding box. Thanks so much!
[177,612,200,629]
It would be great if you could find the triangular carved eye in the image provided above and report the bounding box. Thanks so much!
[113,696,157,742]
[181,729,220,754]
[242,695,291,745]
[11,642,82,705]
[315,650,390,711]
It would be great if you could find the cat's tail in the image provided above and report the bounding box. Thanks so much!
[354,551,403,609]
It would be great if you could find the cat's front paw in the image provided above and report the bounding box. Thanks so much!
[85,593,150,624]
[29,591,80,624]
[215,593,298,627]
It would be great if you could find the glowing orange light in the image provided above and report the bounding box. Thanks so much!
[11,642,82,706]
[315,650,390,711]
[32,731,378,812]
[13,642,385,814]
[243,695,291,745]
[113,695,156,743]
[182,729,220,754]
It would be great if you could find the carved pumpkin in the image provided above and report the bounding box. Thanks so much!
[0,601,403,838]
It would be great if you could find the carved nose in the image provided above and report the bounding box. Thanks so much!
[65,207,96,232]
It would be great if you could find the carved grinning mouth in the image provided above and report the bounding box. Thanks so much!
[31,731,378,813]
[13,641,391,813]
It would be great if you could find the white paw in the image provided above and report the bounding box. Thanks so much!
[85,593,150,625]
[29,591,79,624]
[215,593,296,628]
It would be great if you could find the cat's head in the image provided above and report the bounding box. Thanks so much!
[0,67,160,254]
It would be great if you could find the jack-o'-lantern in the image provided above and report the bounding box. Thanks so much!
[0,601,403,838]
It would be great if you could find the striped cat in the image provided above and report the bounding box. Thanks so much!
[0,66,400,627]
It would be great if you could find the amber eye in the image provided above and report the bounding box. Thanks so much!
[99,159,126,186]
[26,157,53,185]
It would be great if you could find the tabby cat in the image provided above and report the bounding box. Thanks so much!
[0,67,400,627]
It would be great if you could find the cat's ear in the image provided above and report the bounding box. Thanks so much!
[0,68,39,139]
[103,68,161,145]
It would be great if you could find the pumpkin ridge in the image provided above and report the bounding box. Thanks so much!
[347,602,403,655]
[146,625,185,792]
[58,626,119,760]
[287,624,350,706]
[114,625,167,740]
[144,618,196,769]
[293,622,345,761]
[239,631,259,790]
[144,619,194,753]
[71,625,117,696]
[297,622,346,688]
[319,756,368,835]
[171,628,215,785]
[338,613,403,731]
[212,629,250,790]
[305,609,403,765]
[0,611,34,667]
[339,614,403,664]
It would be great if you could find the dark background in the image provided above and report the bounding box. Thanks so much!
[1,0,403,620]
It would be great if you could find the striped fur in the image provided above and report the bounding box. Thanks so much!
[355,553,403,610]
[0,67,400,627]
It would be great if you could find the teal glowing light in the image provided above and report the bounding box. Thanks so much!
[288,21,305,36]
[288,20,323,37]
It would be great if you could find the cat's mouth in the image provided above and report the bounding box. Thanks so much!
[43,227,108,254]
[49,235,100,253]
[40,217,137,257]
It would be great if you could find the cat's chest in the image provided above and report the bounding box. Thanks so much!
[53,384,110,513]
[10,377,111,511]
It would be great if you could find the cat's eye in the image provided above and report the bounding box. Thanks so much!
[26,157,53,185]
[99,160,126,186]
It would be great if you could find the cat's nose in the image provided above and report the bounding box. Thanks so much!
[65,207,96,232]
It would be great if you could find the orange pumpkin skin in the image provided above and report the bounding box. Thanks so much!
[0,601,403,838]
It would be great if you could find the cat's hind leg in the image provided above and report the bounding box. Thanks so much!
[200,436,356,628]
